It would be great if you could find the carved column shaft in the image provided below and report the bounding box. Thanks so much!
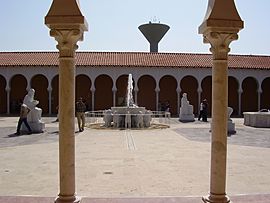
[203,32,238,203]
[6,87,10,114]
[155,89,160,111]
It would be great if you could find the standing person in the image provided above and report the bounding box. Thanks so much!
[75,97,86,132]
[202,99,208,122]
[15,104,32,135]
[165,101,170,112]
[198,101,204,121]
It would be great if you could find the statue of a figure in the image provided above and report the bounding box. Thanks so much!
[181,93,192,114]
[179,92,195,122]
[23,88,42,123]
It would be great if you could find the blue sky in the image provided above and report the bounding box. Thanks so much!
[1,0,270,55]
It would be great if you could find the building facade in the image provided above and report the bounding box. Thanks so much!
[0,51,270,117]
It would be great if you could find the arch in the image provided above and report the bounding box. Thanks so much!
[76,74,92,110]
[137,75,156,111]
[51,75,59,114]
[159,75,177,116]
[180,75,198,115]
[228,76,239,116]
[31,74,49,114]
[10,74,27,114]
[261,77,270,110]
[94,74,113,110]
[241,77,258,112]
[116,74,129,106]
[0,75,7,113]
[201,76,212,116]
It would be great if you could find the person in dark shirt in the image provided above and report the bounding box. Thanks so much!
[75,97,86,132]
[202,99,208,122]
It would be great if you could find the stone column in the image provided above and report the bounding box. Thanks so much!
[134,88,138,105]
[47,86,52,115]
[50,29,83,203]
[91,87,95,111]
[45,1,88,202]
[176,88,181,115]
[238,88,242,116]
[155,88,160,111]
[257,88,262,111]
[5,87,10,114]
[204,32,239,203]
[112,87,117,107]
[199,1,243,202]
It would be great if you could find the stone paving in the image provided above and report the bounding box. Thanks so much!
[0,116,270,200]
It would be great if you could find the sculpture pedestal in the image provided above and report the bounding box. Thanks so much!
[22,121,45,133]
[179,112,195,122]
[227,120,236,135]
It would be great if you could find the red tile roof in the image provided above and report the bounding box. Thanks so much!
[0,51,270,69]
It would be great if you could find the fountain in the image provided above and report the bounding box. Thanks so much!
[104,74,151,128]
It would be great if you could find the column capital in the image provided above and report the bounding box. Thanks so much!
[203,32,238,60]
[50,29,83,57]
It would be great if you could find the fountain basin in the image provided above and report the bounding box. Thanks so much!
[111,107,146,114]
[103,106,153,128]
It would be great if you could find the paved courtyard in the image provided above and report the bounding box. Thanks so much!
[0,116,270,200]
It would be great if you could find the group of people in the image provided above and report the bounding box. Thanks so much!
[15,91,87,135]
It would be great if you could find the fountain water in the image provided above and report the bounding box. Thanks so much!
[104,74,150,128]
[87,74,170,129]
[126,74,135,107]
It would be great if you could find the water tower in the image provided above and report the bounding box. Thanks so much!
[138,22,170,52]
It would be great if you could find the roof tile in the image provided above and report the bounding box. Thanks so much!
[0,51,270,69]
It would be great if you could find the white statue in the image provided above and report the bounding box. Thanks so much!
[21,88,44,133]
[179,93,195,122]
[103,109,113,127]
[227,107,236,135]
[23,88,42,123]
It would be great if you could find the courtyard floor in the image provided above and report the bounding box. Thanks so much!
[0,116,270,202]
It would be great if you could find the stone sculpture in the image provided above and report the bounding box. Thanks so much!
[179,93,195,122]
[22,88,45,132]
[227,107,236,135]
[103,109,113,127]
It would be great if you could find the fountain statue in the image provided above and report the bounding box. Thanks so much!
[103,74,152,128]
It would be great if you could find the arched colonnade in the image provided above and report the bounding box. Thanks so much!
[1,66,269,117]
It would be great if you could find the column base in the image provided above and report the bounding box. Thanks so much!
[55,195,81,203]
[202,193,231,203]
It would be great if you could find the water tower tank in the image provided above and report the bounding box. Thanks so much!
[138,22,170,52]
